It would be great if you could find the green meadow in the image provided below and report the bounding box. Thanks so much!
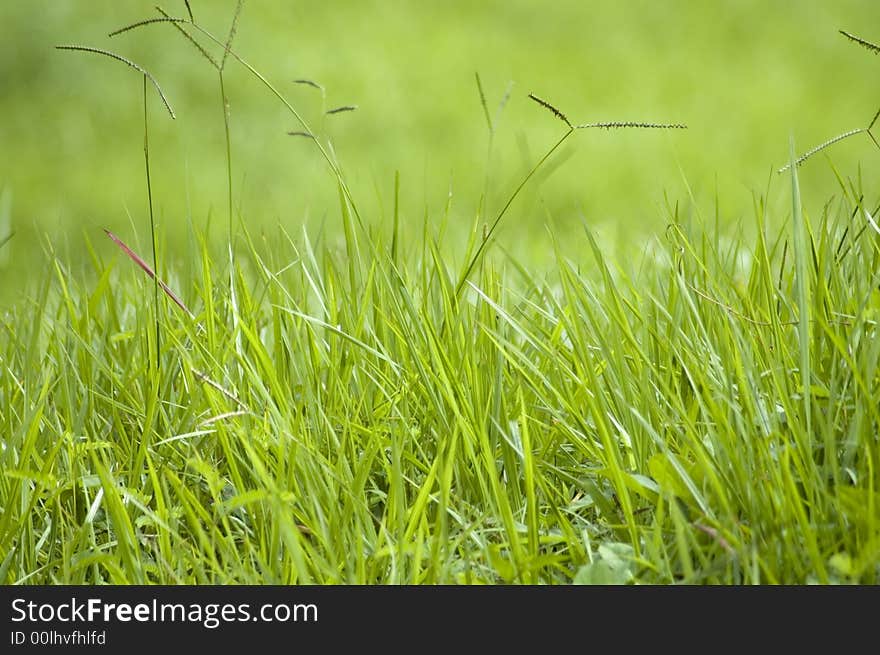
[1,1,879,583]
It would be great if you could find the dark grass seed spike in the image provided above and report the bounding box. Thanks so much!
[287,131,315,139]
[55,45,175,118]
[527,93,572,128]
[294,79,324,91]
[475,73,492,131]
[108,17,189,38]
[220,0,244,72]
[183,0,194,22]
[576,121,687,130]
[156,6,219,69]
[777,128,864,173]
[104,229,193,318]
[326,105,357,115]
[840,30,880,55]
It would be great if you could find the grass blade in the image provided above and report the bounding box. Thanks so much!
[104,229,193,317]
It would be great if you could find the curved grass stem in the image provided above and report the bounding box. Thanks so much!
[454,128,575,299]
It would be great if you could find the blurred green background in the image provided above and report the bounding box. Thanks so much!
[2,0,880,282]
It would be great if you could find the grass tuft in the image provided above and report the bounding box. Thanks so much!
[4,184,878,584]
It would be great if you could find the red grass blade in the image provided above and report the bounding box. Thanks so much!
[104,229,193,318]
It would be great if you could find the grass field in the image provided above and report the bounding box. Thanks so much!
[1,2,880,584]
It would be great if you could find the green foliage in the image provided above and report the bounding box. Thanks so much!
[1,3,880,585]
[2,175,879,583]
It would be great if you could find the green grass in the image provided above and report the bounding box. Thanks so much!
[1,3,880,585]
[2,169,879,583]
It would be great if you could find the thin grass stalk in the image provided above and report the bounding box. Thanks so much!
[55,44,175,371]
[154,7,219,69]
[218,70,244,364]
[474,73,501,222]
[219,72,234,248]
[455,94,685,299]
[778,129,864,173]
[143,75,161,371]
[392,170,400,264]
[115,14,361,227]
[454,128,574,298]
[183,23,363,224]
[789,138,813,451]
[221,0,243,72]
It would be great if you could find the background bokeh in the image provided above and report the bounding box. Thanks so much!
[2,0,880,282]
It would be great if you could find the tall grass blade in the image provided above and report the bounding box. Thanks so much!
[788,137,813,445]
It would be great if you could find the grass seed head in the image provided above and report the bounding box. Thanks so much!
[527,92,573,128]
